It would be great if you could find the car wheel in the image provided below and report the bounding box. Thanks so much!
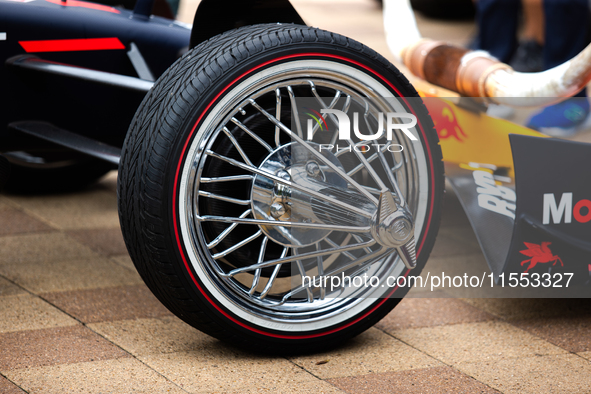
[118,24,444,353]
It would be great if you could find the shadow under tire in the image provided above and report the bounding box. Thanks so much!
[4,154,113,194]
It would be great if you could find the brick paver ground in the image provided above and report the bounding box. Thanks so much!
[1,1,590,393]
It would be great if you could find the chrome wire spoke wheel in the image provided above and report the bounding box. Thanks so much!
[119,24,443,351]
[178,62,429,328]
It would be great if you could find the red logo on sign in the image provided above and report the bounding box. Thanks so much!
[520,242,563,273]
[425,99,467,142]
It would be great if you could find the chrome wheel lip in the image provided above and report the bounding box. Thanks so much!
[177,60,430,330]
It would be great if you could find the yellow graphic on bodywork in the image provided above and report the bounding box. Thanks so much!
[423,97,545,175]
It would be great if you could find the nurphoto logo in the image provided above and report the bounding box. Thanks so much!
[304,108,418,153]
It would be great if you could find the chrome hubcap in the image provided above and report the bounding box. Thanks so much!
[251,142,352,247]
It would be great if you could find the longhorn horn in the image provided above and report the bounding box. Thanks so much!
[383,0,591,107]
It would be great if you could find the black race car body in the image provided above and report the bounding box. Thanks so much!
[0,0,189,148]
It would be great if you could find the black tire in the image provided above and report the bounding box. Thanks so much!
[3,152,114,193]
[118,24,444,353]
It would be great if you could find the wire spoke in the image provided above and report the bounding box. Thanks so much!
[309,92,389,198]
[307,81,342,140]
[275,88,282,147]
[348,136,389,192]
[247,98,378,205]
[352,233,375,254]
[231,117,273,152]
[384,114,415,207]
[200,175,254,183]
[322,246,387,278]
[224,239,376,276]
[212,230,262,260]
[392,157,404,172]
[197,215,371,233]
[205,149,374,218]
[323,235,356,261]
[287,86,303,139]
[325,94,351,146]
[198,190,250,206]
[222,127,254,166]
[278,246,386,305]
[377,148,406,207]
[249,236,268,295]
[206,209,252,249]
[316,243,326,300]
[313,94,389,193]
[362,185,385,196]
[293,247,314,303]
[308,81,345,143]
[259,247,288,300]
[345,143,389,174]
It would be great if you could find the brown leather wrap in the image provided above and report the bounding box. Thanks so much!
[402,39,443,80]
[422,45,468,93]
[403,40,510,97]
[457,57,511,97]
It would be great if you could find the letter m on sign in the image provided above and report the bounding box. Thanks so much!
[543,193,572,224]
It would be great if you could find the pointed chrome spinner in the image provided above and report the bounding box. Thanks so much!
[370,191,417,269]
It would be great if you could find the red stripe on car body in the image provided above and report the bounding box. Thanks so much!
[19,37,125,53]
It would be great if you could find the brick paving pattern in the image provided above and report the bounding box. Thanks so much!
[1,1,590,392]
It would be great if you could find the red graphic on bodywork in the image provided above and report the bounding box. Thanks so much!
[520,242,563,273]
[45,0,120,13]
[19,37,125,53]
[425,99,467,142]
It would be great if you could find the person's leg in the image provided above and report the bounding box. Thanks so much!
[522,0,545,45]
[475,0,521,62]
[526,0,590,135]
[510,0,544,71]
[542,0,589,70]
